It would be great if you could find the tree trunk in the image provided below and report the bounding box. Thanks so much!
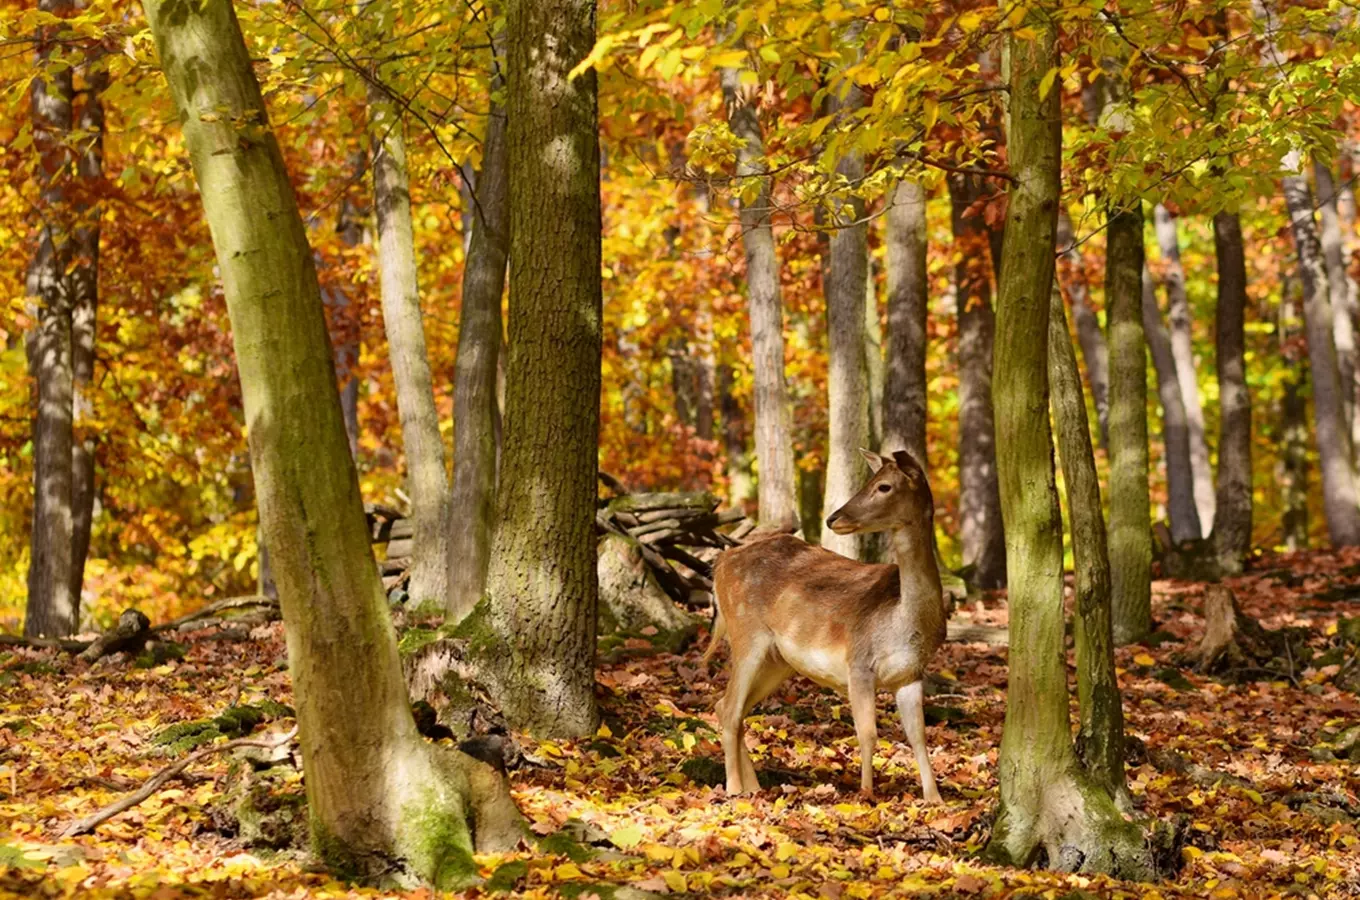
[1314,158,1360,449]
[25,0,77,639]
[1141,265,1202,543]
[985,22,1148,875]
[1278,275,1310,550]
[948,173,1006,590]
[718,363,753,507]
[1048,283,1126,803]
[69,55,107,611]
[470,0,603,737]
[368,82,451,609]
[143,0,519,884]
[720,65,798,530]
[327,150,366,460]
[448,81,508,621]
[882,178,929,465]
[1153,204,1214,530]
[1057,208,1110,446]
[1212,210,1253,570]
[821,72,871,561]
[1283,152,1360,545]
[864,253,884,450]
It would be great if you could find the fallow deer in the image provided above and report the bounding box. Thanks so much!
[703,449,946,801]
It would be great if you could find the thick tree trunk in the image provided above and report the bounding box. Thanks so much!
[882,178,929,465]
[720,66,798,529]
[25,0,77,639]
[1141,265,1202,543]
[470,0,603,737]
[985,24,1147,875]
[948,173,1006,589]
[369,83,451,609]
[69,56,106,611]
[1314,159,1360,447]
[1283,153,1360,545]
[1057,208,1110,446]
[448,85,508,621]
[1153,205,1214,530]
[144,0,519,884]
[821,74,871,561]
[1212,210,1253,570]
[1048,283,1126,803]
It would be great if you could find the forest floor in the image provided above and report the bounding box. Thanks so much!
[3,550,1360,899]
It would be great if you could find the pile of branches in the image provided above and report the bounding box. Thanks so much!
[594,473,751,608]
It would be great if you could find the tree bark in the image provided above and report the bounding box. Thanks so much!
[326,150,366,460]
[821,70,872,561]
[368,82,451,609]
[1153,204,1214,530]
[471,0,603,737]
[143,0,519,884]
[985,22,1147,875]
[948,173,1006,589]
[1314,159,1360,448]
[718,363,753,507]
[25,0,78,639]
[1057,207,1110,447]
[864,253,884,450]
[70,53,107,612]
[1048,283,1126,803]
[720,64,798,530]
[1141,265,1202,543]
[448,79,509,621]
[1212,210,1253,570]
[1283,152,1360,546]
[882,178,929,466]
[1278,275,1310,551]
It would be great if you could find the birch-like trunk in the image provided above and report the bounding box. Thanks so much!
[1314,159,1359,449]
[1141,265,1202,542]
[882,178,929,466]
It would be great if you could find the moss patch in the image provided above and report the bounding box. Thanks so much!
[153,700,293,754]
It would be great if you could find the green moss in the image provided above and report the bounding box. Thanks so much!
[484,860,528,893]
[153,701,294,754]
[448,597,506,657]
[399,789,477,890]
[397,627,440,658]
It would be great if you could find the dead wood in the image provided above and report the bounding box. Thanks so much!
[1180,584,1305,677]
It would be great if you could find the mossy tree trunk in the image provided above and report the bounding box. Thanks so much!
[720,57,798,529]
[1153,204,1214,531]
[469,0,603,737]
[821,49,871,562]
[1141,264,1202,543]
[1048,284,1127,803]
[882,178,929,466]
[143,1,520,885]
[448,48,509,622]
[948,173,1006,589]
[1212,209,1252,569]
[369,80,451,609]
[25,0,78,639]
[985,18,1149,876]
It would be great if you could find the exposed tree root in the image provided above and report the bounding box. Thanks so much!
[1179,585,1307,678]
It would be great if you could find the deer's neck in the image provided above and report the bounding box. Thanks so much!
[889,521,944,620]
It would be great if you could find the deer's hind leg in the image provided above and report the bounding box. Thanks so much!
[718,634,791,794]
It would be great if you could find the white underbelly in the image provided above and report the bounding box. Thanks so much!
[775,638,849,691]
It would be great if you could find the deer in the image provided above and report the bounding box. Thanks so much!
[702,448,946,802]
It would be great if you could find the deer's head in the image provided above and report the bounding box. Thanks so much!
[825,449,934,535]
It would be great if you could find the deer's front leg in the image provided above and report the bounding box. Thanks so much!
[847,670,879,797]
[896,680,941,804]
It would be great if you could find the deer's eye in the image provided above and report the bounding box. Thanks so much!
[877,483,892,493]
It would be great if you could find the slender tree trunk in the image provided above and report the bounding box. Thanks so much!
[143,0,519,883]
[69,56,107,610]
[328,151,366,459]
[720,64,798,529]
[864,253,884,450]
[470,0,603,736]
[1283,152,1360,545]
[1057,208,1110,446]
[985,22,1147,875]
[368,82,451,608]
[718,363,753,507]
[948,173,1006,589]
[821,55,871,561]
[1153,204,1214,529]
[25,0,77,639]
[882,178,929,466]
[448,84,508,621]
[1314,159,1360,449]
[1048,283,1126,803]
[1212,210,1253,570]
[1279,276,1310,550]
[1141,265,1202,542]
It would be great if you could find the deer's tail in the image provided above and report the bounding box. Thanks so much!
[700,606,726,667]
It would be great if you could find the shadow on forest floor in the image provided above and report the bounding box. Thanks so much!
[3,548,1360,898]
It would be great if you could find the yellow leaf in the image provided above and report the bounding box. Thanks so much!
[776,841,799,861]
[1133,653,1156,667]
[610,825,644,850]
[663,870,688,892]
[555,862,583,880]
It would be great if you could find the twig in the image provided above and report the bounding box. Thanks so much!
[60,726,298,838]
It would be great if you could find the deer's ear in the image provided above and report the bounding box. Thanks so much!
[892,450,919,477]
[860,448,885,472]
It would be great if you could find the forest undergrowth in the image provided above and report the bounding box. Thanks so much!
[4,550,1360,900]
